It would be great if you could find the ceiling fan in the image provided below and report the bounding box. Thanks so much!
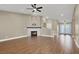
[27,4,43,12]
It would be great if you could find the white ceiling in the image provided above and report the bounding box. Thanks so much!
[0,4,75,22]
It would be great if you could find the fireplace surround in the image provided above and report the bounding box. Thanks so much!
[27,27,41,37]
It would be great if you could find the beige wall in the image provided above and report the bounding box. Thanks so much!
[52,20,58,36]
[0,11,58,39]
[40,17,58,36]
[40,18,51,36]
[27,16,41,27]
[0,11,29,39]
[74,5,79,43]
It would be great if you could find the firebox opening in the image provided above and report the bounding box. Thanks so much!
[31,31,37,36]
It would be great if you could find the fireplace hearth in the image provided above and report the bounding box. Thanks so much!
[31,31,37,36]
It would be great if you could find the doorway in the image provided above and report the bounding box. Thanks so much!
[59,22,72,40]
[59,22,72,35]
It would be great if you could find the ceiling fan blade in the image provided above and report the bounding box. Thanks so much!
[32,10,34,12]
[31,4,35,8]
[37,7,43,9]
[37,9,41,12]
[31,4,36,8]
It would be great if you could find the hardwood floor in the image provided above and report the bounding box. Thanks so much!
[0,35,79,54]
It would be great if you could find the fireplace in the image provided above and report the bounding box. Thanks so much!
[31,31,37,36]
[27,27,41,36]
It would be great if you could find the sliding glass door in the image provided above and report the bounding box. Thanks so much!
[59,23,72,35]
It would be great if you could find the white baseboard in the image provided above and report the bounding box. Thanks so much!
[0,35,53,42]
[74,39,79,48]
[0,35,27,42]
[40,35,54,38]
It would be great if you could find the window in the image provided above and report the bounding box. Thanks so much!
[65,23,71,34]
[59,23,71,34]
[59,24,64,33]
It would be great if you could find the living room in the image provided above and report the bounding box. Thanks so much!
[0,4,79,54]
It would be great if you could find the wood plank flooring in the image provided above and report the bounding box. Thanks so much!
[0,35,79,54]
